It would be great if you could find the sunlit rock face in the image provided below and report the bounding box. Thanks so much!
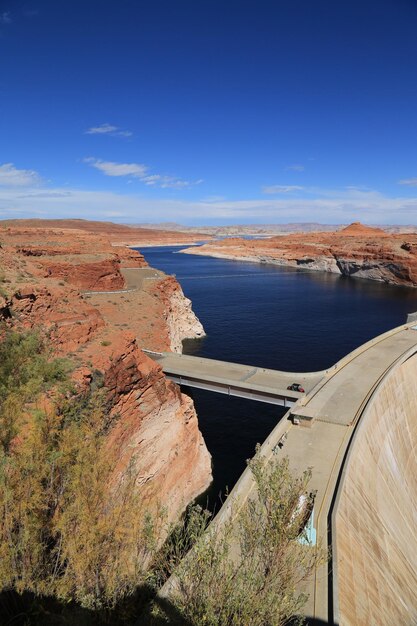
[155,276,206,353]
[0,221,212,527]
[105,336,212,521]
[181,222,417,287]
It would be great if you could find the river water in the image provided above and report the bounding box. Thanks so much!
[139,245,417,507]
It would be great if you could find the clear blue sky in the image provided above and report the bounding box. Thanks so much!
[1,0,417,225]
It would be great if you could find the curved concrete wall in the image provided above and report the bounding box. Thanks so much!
[334,353,417,625]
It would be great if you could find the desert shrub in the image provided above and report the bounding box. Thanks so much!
[156,451,324,626]
[0,329,160,614]
[0,268,7,298]
[0,330,70,453]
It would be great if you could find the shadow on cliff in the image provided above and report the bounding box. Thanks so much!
[0,586,192,626]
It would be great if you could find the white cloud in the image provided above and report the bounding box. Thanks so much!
[262,185,304,194]
[86,123,118,134]
[84,157,202,189]
[85,123,132,138]
[84,157,147,178]
[0,12,11,24]
[16,191,73,199]
[398,178,417,187]
[285,164,305,172]
[0,163,415,225]
[1,183,417,225]
[0,163,41,187]
[160,177,189,189]
[141,174,161,185]
[143,175,203,189]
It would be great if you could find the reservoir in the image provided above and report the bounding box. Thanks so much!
[139,245,417,507]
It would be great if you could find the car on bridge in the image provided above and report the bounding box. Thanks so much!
[287,383,305,393]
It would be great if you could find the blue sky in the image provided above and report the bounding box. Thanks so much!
[1,0,417,225]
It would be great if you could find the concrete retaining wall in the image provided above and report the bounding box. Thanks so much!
[334,354,417,625]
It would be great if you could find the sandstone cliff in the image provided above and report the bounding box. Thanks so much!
[181,222,417,287]
[0,221,212,526]
[155,276,205,352]
[104,336,211,519]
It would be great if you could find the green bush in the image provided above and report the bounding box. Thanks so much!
[0,269,8,298]
[0,329,158,614]
[151,451,324,626]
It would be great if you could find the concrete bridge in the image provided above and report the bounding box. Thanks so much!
[155,321,417,626]
[144,350,326,407]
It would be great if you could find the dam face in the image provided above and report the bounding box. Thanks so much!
[333,353,417,625]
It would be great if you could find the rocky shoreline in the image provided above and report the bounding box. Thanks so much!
[180,222,417,288]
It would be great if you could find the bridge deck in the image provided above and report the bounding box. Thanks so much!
[145,351,326,406]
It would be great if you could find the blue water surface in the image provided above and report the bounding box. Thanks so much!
[138,245,417,507]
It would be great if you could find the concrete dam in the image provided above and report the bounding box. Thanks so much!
[153,321,417,625]
[333,348,417,625]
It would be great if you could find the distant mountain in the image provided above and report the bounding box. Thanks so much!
[129,222,345,235]
[130,222,417,236]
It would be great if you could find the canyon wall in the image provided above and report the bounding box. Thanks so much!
[0,221,212,527]
[333,352,417,625]
[39,257,126,290]
[156,276,205,353]
[104,335,211,520]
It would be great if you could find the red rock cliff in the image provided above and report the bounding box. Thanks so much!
[0,221,212,526]
[154,276,205,352]
[181,222,417,287]
[104,336,211,519]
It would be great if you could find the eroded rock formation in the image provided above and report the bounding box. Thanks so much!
[181,222,417,287]
[0,220,212,524]
[155,276,205,352]
[105,336,211,518]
